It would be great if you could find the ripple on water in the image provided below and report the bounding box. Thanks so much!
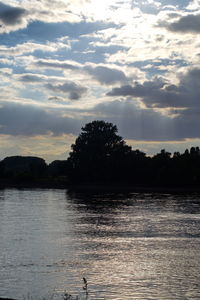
[0,189,200,300]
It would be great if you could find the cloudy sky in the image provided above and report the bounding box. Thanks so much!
[0,0,200,162]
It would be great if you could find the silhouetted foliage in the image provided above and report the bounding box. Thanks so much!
[0,156,47,182]
[48,160,69,177]
[67,120,132,182]
[47,160,70,184]
[0,121,200,188]
[65,121,200,186]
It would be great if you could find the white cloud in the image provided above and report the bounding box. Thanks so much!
[0,41,70,57]
[1,0,200,160]
[0,0,84,33]
[187,0,200,11]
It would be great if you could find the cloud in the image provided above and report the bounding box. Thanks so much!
[107,79,165,97]
[0,1,28,32]
[8,19,117,43]
[1,95,200,143]
[0,99,179,141]
[187,0,200,11]
[0,2,27,25]
[132,0,161,15]
[107,67,200,110]
[0,0,118,35]
[0,0,85,34]
[172,107,200,139]
[159,0,190,8]
[91,99,174,141]
[36,59,80,70]
[0,41,70,57]
[84,65,127,85]
[35,58,128,84]
[48,96,67,102]
[45,81,87,100]
[92,98,200,141]
[1,0,200,161]
[0,133,76,163]
[162,14,200,33]
[16,70,88,100]
[0,101,82,136]
[18,73,45,83]
[16,72,88,101]
[0,67,12,77]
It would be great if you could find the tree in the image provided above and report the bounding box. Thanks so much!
[0,156,47,181]
[152,149,172,184]
[67,120,132,182]
[48,160,69,177]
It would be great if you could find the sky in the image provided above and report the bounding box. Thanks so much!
[0,0,200,162]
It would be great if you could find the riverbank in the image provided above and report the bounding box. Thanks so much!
[0,298,17,300]
[67,184,200,194]
[0,180,200,194]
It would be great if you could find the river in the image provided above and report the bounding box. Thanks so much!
[0,189,200,300]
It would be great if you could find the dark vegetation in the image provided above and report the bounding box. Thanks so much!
[0,120,200,189]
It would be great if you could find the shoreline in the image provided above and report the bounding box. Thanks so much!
[66,184,200,194]
[0,298,17,300]
[0,181,200,194]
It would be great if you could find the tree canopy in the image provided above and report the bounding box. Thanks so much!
[67,120,132,182]
[1,121,200,188]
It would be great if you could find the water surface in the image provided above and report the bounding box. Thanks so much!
[0,189,200,299]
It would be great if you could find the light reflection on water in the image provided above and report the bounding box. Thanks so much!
[0,189,200,300]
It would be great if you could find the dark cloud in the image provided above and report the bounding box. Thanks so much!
[0,2,27,25]
[85,65,127,85]
[1,98,200,141]
[0,99,178,140]
[92,99,175,141]
[107,68,200,109]
[18,73,87,100]
[170,107,200,140]
[92,99,200,141]
[107,80,165,98]
[0,102,82,136]
[36,60,79,70]
[45,82,87,100]
[19,74,44,82]
[48,96,66,102]
[35,59,128,84]
[180,67,200,86]
[163,14,200,33]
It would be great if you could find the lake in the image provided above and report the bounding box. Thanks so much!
[0,189,200,300]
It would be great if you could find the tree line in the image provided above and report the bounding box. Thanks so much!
[0,120,200,187]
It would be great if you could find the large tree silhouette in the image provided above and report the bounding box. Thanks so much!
[67,120,132,182]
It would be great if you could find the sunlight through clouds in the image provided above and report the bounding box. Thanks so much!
[0,0,200,161]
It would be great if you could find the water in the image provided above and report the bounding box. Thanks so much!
[0,189,200,300]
